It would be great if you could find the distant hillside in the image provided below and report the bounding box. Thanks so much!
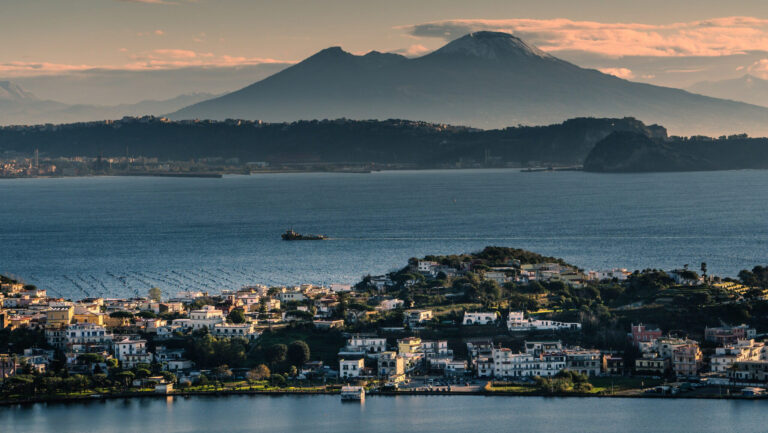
[0,82,215,126]
[583,131,768,172]
[687,75,768,108]
[0,117,664,166]
[171,32,768,137]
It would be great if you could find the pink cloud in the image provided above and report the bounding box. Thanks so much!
[747,59,768,78]
[402,17,768,58]
[391,44,431,57]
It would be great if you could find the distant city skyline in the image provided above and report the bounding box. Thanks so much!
[3,0,768,103]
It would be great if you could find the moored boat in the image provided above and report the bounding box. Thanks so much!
[281,229,327,241]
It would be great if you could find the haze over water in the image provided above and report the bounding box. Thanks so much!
[1,169,767,299]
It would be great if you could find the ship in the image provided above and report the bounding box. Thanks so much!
[281,229,327,241]
[340,385,365,402]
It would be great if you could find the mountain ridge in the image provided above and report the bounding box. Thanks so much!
[170,32,768,137]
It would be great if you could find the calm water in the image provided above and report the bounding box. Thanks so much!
[0,395,766,433]
[1,169,768,299]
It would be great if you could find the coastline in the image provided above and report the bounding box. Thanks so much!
[2,386,763,407]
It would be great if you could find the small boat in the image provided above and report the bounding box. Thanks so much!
[281,229,327,241]
[340,385,365,402]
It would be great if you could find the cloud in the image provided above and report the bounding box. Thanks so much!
[0,51,294,77]
[154,29,165,36]
[598,67,634,79]
[401,17,768,58]
[390,44,431,57]
[746,59,768,78]
[117,0,179,5]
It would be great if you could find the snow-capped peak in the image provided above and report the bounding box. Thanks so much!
[432,31,552,60]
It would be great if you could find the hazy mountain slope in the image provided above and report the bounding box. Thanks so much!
[687,75,768,108]
[171,32,768,137]
[0,86,215,125]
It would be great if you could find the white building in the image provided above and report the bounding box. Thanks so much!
[345,336,387,354]
[376,299,404,311]
[462,311,498,326]
[277,290,306,303]
[176,305,225,330]
[710,339,766,373]
[564,349,602,376]
[507,311,581,332]
[66,323,114,349]
[403,309,433,327]
[212,323,259,340]
[339,358,365,379]
[417,261,439,274]
[114,338,152,369]
[491,347,566,378]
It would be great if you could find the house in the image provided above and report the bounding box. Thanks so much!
[403,309,433,327]
[397,337,422,355]
[377,351,405,382]
[115,337,152,369]
[421,340,452,358]
[175,305,225,330]
[507,311,581,332]
[376,299,404,311]
[705,324,756,346]
[212,323,259,340]
[313,319,344,329]
[66,323,114,352]
[339,358,365,379]
[635,353,668,375]
[603,355,625,375]
[417,260,439,274]
[524,341,563,356]
[277,289,306,303]
[672,343,702,377]
[46,305,74,327]
[462,311,498,326]
[628,323,662,347]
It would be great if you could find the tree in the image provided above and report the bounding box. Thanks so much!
[148,287,162,302]
[247,364,270,381]
[136,310,157,319]
[213,364,233,380]
[287,340,310,367]
[269,373,286,387]
[227,308,246,324]
[115,371,135,388]
[265,344,287,365]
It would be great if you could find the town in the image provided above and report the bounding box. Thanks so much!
[2,246,768,402]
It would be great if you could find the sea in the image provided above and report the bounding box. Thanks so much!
[1,394,765,433]
[1,169,767,299]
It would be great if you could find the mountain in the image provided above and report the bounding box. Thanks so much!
[583,131,768,172]
[171,32,768,137]
[0,83,215,125]
[687,75,768,108]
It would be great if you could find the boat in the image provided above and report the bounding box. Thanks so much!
[281,229,327,241]
[340,385,365,402]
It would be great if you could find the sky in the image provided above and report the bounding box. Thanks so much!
[3,0,768,101]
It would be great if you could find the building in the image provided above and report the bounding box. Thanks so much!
[711,340,765,373]
[462,311,498,326]
[345,336,387,354]
[564,349,602,376]
[339,358,365,379]
[176,305,225,330]
[629,323,662,347]
[46,305,74,327]
[491,347,566,378]
[212,323,259,340]
[0,354,19,378]
[403,309,433,327]
[377,351,405,382]
[114,338,152,369]
[603,355,624,375]
[635,353,668,375]
[421,340,452,358]
[506,311,581,332]
[672,343,702,377]
[397,337,422,355]
[728,360,768,383]
[705,324,756,346]
[524,341,563,356]
[66,323,114,351]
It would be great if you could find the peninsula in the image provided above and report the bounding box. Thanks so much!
[2,247,768,404]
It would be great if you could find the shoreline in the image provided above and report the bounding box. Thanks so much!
[2,387,764,407]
